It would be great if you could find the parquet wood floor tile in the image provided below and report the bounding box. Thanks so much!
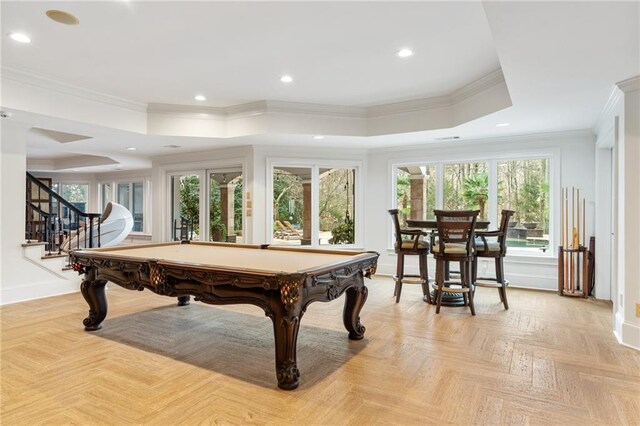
[1,277,638,425]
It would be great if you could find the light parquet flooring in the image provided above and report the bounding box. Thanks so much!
[1,277,639,425]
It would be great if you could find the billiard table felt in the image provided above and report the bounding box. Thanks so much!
[91,243,362,274]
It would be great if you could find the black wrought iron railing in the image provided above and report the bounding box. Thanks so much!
[26,172,102,255]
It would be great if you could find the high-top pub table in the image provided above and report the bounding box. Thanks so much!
[69,241,379,390]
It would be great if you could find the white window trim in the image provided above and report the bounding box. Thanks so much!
[266,157,364,249]
[388,148,560,257]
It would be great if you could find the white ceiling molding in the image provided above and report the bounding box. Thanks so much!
[1,67,147,112]
[593,86,623,137]
[147,68,510,138]
[27,154,118,171]
[451,69,506,104]
[616,75,640,93]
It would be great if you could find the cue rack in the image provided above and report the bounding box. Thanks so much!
[557,187,591,298]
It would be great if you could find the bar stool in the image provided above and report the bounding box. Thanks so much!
[473,210,515,309]
[432,210,479,315]
[388,209,431,303]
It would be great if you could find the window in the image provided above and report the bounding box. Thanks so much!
[116,182,144,232]
[270,161,361,247]
[396,165,437,226]
[319,168,355,245]
[498,159,550,249]
[170,174,200,240]
[59,183,89,213]
[272,167,310,245]
[444,162,488,219]
[393,155,552,254]
[100,183,112,211]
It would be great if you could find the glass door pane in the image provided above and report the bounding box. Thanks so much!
[272,167,311,245]
[319,167,355,245]
[170,174,200,241]
[132,182,144,232]
[208,170,243,243]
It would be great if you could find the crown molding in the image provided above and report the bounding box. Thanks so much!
[593,85,623,135]
[616,75,640,93]
[1,67,147,113]
[5,65,507,124]
[265,100,367,118]
[451,69,505,103]
[367,95,452,118]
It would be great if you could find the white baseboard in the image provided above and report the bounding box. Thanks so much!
[376,261,557,291]
[1,278,81,305]
[614,311,640,350]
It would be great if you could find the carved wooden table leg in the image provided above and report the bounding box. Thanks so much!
[80,267,108,331]
[343,276,368,340]
[269,301,303,390]
[177,295,190,306]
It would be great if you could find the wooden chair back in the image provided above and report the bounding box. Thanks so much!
[496,210,516,254]
[388,209,403,247]
[433,210,480,257]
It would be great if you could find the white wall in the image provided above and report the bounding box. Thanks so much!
[1,120,81,304]
[613,77,640,349]
[366,130,596,291]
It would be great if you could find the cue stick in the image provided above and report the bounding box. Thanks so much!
[583,197,587,296]
[565,188,569,291]
[571,187,575,291]
[582,198,586,247]
[561,188,565,247]
[577,189,580,291]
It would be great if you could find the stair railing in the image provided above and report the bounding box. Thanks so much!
[26,172,102,255]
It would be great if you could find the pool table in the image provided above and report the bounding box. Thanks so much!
[69,241,379,390]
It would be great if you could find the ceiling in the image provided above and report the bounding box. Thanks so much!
[1,1,638,172]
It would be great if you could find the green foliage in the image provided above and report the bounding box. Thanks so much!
[179,175,200,234]
[329,218,354,244]
[497,159,549,232]
[462,172,488,218]
[210,221,227,242]
[273,170,304,226]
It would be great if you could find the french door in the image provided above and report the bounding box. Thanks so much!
[168,166,243,243]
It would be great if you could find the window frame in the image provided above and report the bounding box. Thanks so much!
[98,177,151,235]
[266,157,364,249]
[389,149,559,257]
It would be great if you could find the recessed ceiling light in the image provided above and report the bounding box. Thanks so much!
[496,122,511,127]
[46,10,79,25]
[194,94,206,101]
[280,75,293,83]
[397,48,413,58]
[9,33,31,43]
[125,147,137,151]
[313,135,324,140]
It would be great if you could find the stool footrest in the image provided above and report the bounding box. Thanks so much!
[475,279,509,288]
[394,274,426,285]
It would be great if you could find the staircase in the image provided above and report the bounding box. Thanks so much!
[25,172,102,258]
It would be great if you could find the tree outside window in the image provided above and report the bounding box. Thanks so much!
[444,162,488,219]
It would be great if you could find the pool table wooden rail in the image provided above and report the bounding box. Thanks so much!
[69,242,379,390]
